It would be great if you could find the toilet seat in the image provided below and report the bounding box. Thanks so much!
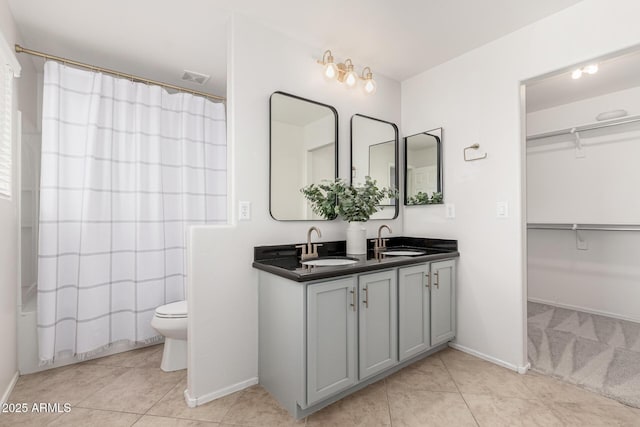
[155,300,187,319]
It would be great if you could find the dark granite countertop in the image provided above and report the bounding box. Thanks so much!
[252,237,459,282]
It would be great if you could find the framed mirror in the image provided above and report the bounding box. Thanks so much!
[404,128,443,205]
[269,92,338,220]
[350,114,398,220]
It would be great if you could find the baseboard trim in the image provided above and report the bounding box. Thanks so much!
[448,343,529,374]
[518,362,531,374]
[184,377,259,408]
[528,297,640,324]
[1,371,19,405]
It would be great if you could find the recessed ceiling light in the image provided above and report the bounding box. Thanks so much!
[571,69,583,79]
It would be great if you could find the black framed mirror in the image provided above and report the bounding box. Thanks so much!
[404,128,443,205]
[269,92,338,220]
[350,114,399,219]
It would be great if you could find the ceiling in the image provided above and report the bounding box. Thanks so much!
[526,49,640,112]
[7,0,583,98]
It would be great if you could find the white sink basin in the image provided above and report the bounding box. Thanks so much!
[381,249,426,256]
[302,258,358,267]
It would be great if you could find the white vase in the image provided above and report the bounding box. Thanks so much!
[346,221,367,255]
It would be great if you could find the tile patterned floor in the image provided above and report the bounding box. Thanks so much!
[1,344,639,426]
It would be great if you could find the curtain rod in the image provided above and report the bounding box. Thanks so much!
[15,44,226,102]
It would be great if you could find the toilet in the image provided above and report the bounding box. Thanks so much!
[151,300,187,372]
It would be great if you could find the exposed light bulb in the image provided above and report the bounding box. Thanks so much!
[584,64,598,74]
[363,78,377,95]
[324,62,339,80]
[344,70,358,88]
[571,69,583,79]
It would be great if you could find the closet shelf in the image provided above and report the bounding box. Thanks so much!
[527,114,640,141]
[527,223,640,232]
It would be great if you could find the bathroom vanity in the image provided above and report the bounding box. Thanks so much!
[253,237,458,419]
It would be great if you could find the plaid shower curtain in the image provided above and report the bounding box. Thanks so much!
[37,61,226,363]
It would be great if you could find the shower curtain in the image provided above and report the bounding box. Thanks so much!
[37,61,226,363]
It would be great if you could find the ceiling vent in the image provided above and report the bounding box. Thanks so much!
[181,70,210,85]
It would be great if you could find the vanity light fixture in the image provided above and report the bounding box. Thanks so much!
[572,63,598,79]
[361,67,377,95]
[318,50,339,81]
[342,59,358,88]
[317,50,377,95]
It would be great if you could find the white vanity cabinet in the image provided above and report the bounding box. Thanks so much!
[257,257,456,419]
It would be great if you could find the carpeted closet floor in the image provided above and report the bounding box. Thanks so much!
[528,301,640,408]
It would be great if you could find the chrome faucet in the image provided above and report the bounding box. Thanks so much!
[375,225,392,252]
[297,226,323,260]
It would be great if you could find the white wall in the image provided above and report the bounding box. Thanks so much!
[527,86,640,322]
[527,86,640,223]
[527,86,640,134]
[0,0,21,403]
[528,229,640,323]
[401,0,640,369]
[187,14,401,404]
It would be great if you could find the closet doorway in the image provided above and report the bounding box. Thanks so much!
[524,48,640,408]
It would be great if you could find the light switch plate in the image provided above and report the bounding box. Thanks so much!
[496,201,509,218]
[239,201,251,220]
[446,203,455,219]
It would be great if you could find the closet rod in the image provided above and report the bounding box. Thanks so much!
[527,115,640,141]
[527,223,640,232]
[15,44,226,102]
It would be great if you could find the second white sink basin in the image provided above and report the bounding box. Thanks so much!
[302,257,358,267]
[381,249,426,256]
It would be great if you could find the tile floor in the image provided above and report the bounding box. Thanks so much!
[2,344,639,426]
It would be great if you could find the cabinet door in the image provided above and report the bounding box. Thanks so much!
[307,277,357,405]
[358,270,397,380]
[431,259,456,346]
[398,263,430,361]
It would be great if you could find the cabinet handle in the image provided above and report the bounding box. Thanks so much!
[434,271,440,289]
[350,289,356,311]
[425,274,430,288]
[363,286,369,308]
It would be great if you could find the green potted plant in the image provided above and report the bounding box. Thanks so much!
[301,176,397,254]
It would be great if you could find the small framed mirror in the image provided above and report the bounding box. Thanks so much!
[404,128,443,205]
[270,92,338,220]
[350,114,398,220]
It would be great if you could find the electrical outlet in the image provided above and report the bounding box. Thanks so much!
[239,201,251,220]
